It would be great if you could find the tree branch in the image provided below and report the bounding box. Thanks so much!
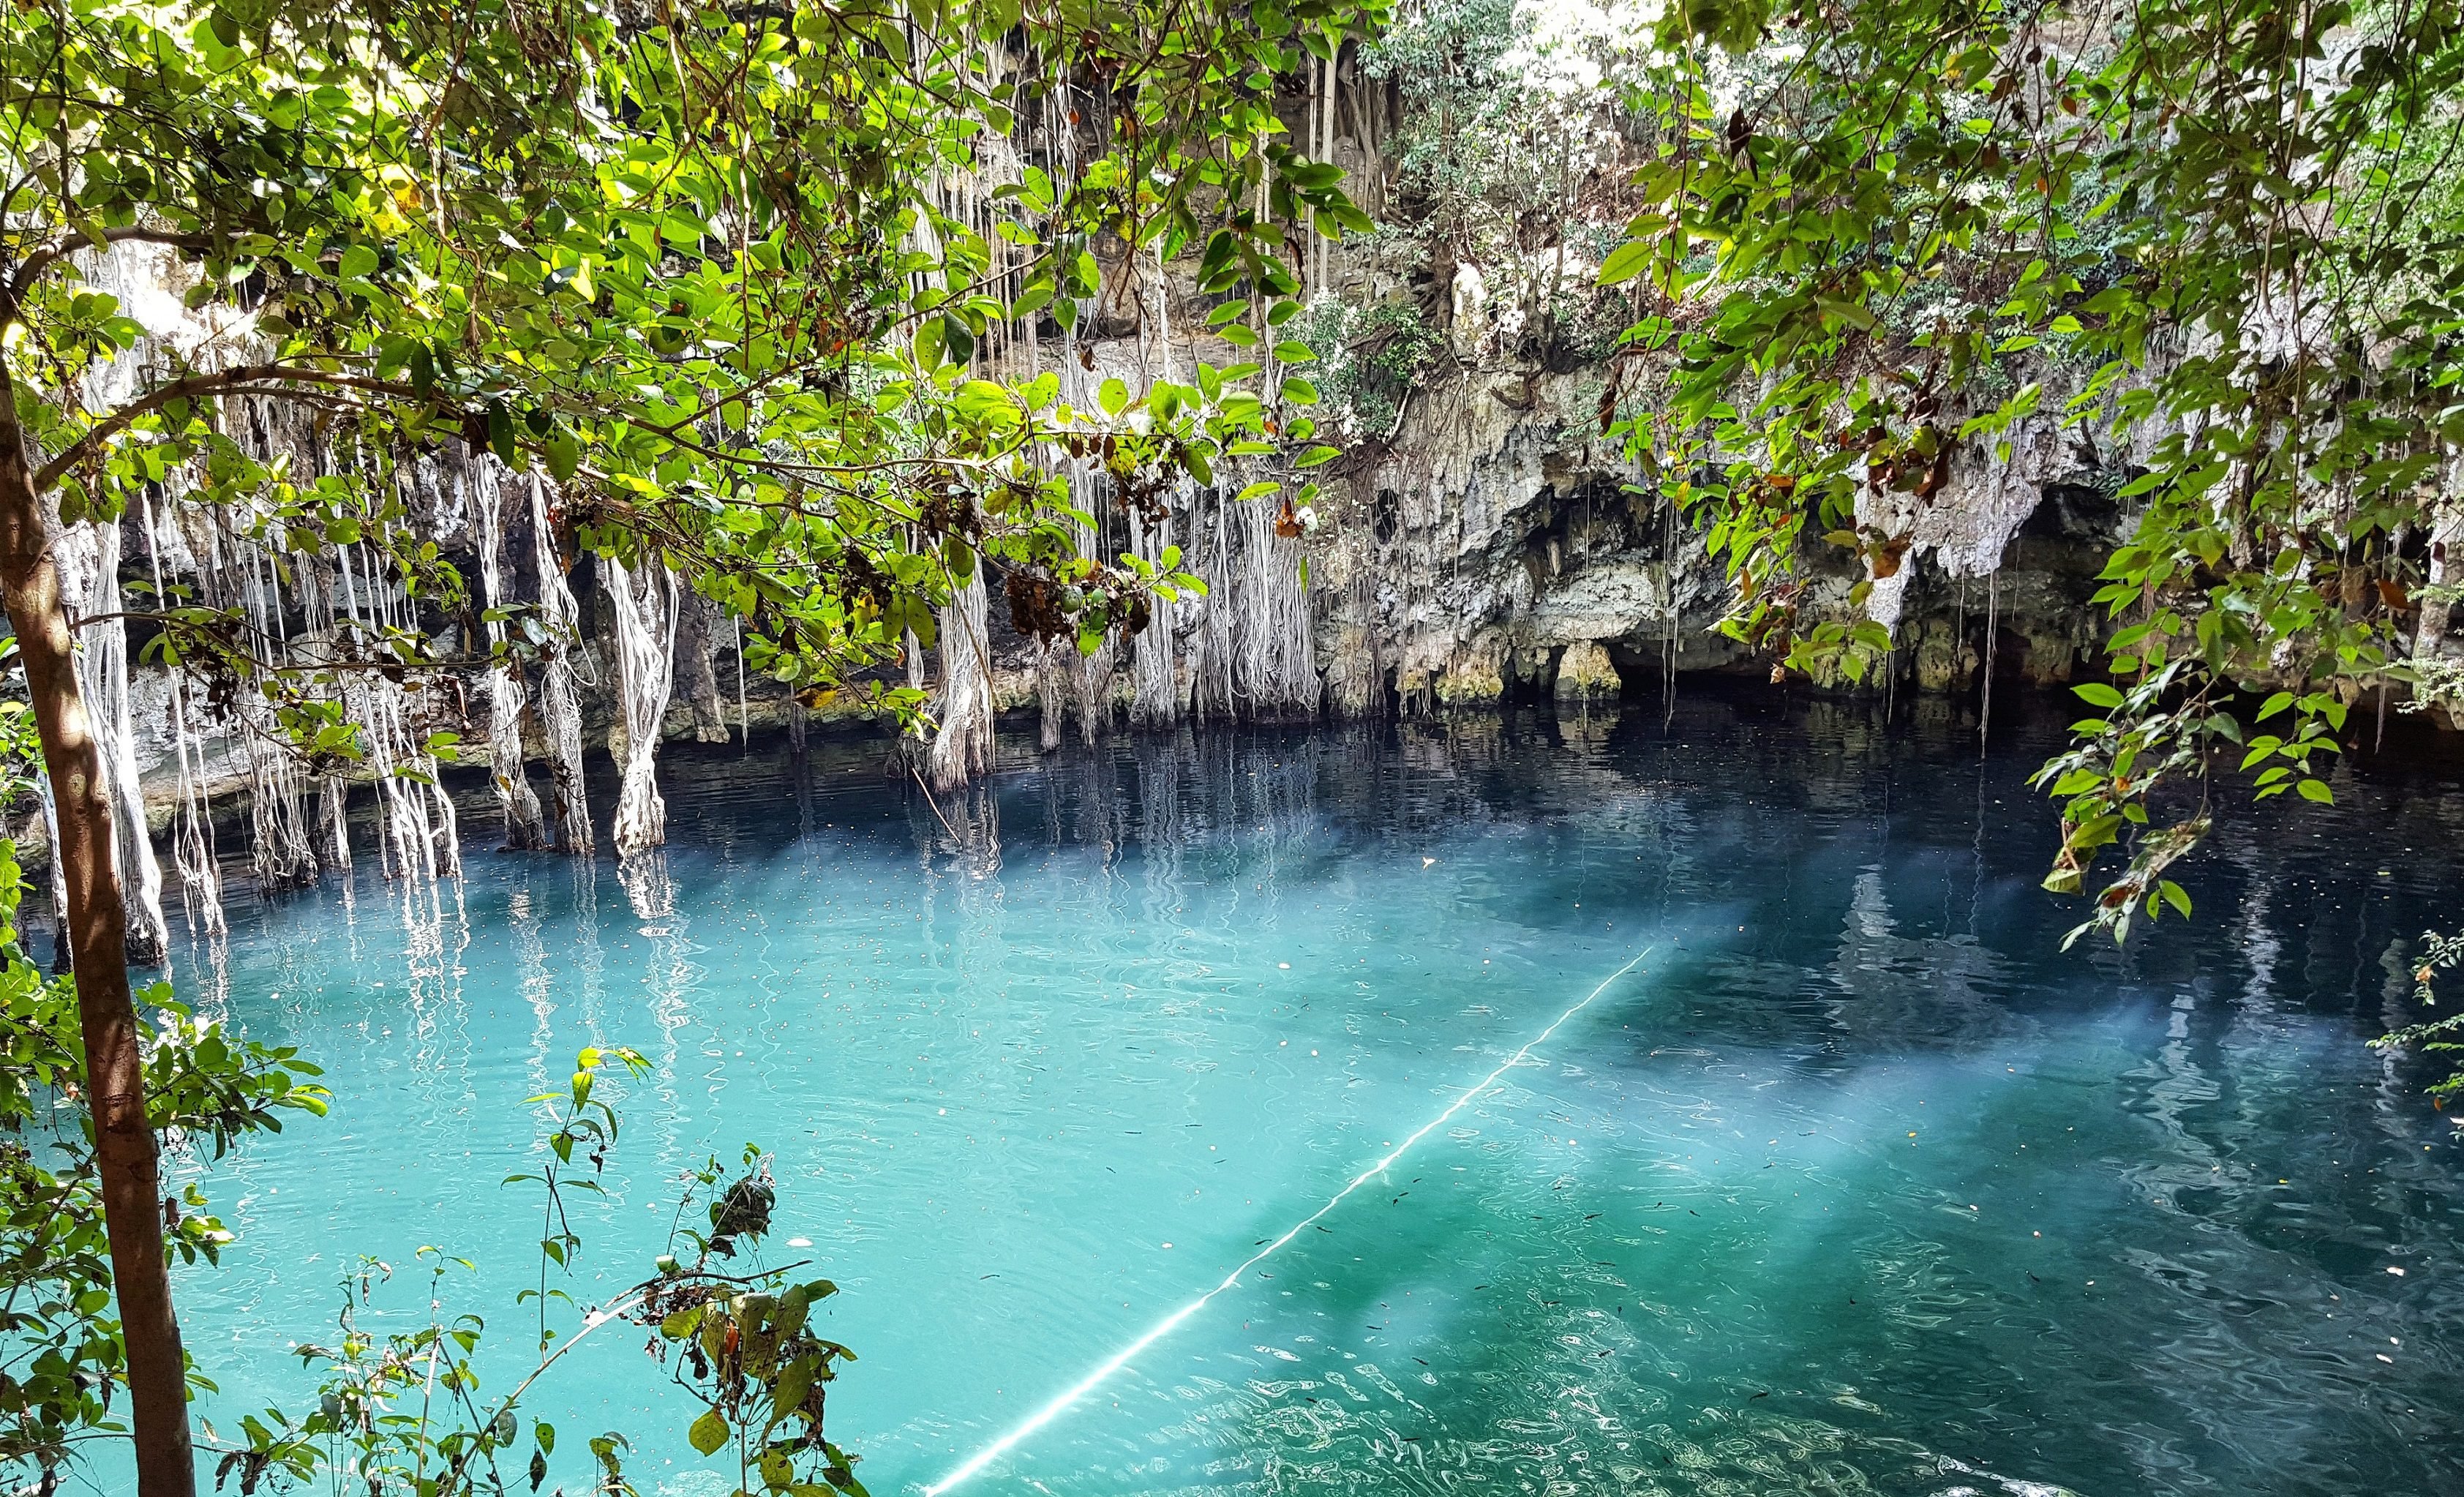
[30,364,431,492]
[3,226,221,312]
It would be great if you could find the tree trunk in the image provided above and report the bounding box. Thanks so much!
[530,473,593,855]
[0,387,197,1496]
[674,591,730,743]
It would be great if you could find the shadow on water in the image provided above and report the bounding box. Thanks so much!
[150,683,2464,1497]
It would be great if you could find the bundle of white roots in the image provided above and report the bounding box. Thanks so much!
[930,562,996,791]
[604,554,680,855]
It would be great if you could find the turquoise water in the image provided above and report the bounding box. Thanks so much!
[166,695,2464,1496]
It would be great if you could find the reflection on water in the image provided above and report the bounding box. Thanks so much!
[167,689,2463,1497]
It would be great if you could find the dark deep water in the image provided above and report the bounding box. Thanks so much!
[159,686,2464,1496]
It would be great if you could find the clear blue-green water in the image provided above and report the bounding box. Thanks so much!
[163,694,2464,1496]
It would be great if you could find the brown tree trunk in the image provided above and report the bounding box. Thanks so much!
[0,373,197,1497]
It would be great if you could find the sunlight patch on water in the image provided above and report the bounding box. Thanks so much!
[923,947,1659,1495]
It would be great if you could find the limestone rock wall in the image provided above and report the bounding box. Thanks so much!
[1299,366,2126,719]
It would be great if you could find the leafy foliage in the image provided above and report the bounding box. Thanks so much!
[2375,929,2464,1116]
[1598,0,2464,941]
[1359,0,1659,363]
[2,0,1392,754]
[0,841,328,1483]
[637,1149,860,1497]
[206,1053,853,1497]
[1285,296,1443,441]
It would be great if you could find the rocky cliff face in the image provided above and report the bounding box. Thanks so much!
[78,288,2133,850]
[75,6,2153,836]
[1298,360,2127,720]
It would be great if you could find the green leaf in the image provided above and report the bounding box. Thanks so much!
[2296,778,2335,804]
[1272,339,1317,364]
[1599,240,1653,287]
[544,430,579,484]
[338,244,380,280]
[689,1408,730,1456]
[1098,378,1129,417]
[2073,682,2125,708]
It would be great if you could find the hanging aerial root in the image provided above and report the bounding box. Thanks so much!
[928,562,996,790]
[471,452,547,850]
[606,555,680,854]
[530,473,595,855]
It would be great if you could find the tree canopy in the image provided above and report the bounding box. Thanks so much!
[1601,0,2464,940]
[7,0,1390,702]
[1,2,1389,1491]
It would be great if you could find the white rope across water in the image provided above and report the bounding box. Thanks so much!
[920,944,1659,1496]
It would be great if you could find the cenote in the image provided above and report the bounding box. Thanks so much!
[161,693,2464,1497]
[26,4,2464,1494]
